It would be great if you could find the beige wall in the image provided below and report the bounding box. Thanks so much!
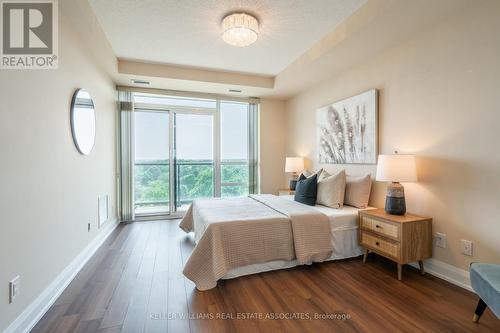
[285,1,500,270]
[259,99,287,194]
[0,1,118,330]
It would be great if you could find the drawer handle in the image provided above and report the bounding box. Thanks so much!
[375,241,380,246]
[375,225,381,228]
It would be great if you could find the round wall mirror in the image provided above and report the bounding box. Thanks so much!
[70,89,96,155]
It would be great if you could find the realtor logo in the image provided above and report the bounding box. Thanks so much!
[1,0,58,69]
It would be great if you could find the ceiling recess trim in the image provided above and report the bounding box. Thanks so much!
[118,59,275,89]
[116,85,260,103]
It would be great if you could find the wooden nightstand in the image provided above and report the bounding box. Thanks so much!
[278,189,295,196]
[359,208,432,280]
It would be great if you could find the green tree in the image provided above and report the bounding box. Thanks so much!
[134,159,250,209]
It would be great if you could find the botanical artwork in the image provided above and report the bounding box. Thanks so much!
[316,89,377,164]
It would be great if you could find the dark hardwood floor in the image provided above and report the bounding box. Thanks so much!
[32,221,499,333]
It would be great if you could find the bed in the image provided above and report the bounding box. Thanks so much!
[180,194,365,290]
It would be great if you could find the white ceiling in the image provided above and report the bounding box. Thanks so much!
[88,0,366,76]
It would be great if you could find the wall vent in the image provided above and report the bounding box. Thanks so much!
[131,79,150,85]
[98,195,109,228]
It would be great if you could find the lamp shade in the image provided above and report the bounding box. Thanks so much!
[285,157,304,173]
[376,154,417,182]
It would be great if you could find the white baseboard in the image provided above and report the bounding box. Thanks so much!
[4,218,120,333]
[409,258,472,291]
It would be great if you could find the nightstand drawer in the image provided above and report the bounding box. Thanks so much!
[361,216,400,240]
[361,232,400,259]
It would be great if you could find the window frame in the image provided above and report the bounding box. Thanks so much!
[129,91,259,219]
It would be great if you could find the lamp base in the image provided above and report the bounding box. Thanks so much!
[289,179,298,191]
[385,182,406,215]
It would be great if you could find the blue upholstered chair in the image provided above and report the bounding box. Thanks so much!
[470,263,500,323]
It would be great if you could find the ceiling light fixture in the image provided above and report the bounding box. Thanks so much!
[221,13,259,47]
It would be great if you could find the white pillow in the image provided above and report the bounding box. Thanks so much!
[317,170,346,209]
[344,174,372,208]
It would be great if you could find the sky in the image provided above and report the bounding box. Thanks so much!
[134,101,248,161]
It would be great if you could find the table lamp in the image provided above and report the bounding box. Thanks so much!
[285,157,304,190]
[376,152,417,215]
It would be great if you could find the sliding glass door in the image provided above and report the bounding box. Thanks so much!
[134,111,170,215]
[128,92,258,218]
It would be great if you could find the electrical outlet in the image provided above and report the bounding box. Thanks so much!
[435,232,447,248]
[88,222,91,232]
[461,239,473,256]
[9,276,20,303]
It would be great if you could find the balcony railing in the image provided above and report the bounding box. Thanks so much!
[134,159,249,214]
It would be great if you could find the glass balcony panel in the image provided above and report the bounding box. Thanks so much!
[175,113,214,211]
[221,163,249,198]
[134,163,169,215]
[176,161,214,210]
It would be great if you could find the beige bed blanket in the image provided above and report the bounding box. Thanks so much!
[180,194,332,290]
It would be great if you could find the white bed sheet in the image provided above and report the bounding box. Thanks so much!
[222,196,366,279]
[281,194,362,229]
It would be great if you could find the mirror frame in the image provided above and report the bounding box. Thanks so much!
[70,88,96,155]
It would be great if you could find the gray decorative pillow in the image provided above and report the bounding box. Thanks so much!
[294,174,318,206]
[317,170,346,208]
[344,174,372,208]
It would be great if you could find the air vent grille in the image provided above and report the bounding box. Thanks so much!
[131,79,150,85]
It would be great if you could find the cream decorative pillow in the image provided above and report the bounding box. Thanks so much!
[317,170,346,209]
[318,169,331,180]
[301,168,323,179]
[344,174,372,208]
